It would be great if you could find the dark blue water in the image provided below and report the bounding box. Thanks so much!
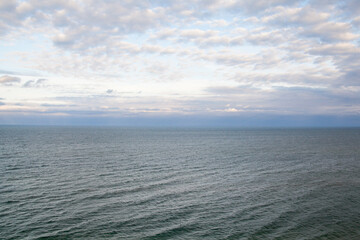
[1,127,360,239]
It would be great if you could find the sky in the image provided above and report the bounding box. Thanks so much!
[0,0,360,127]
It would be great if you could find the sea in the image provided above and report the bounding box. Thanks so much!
[1,126,360,239]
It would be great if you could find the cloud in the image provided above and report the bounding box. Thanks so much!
[302,21,359,42]
[180,29,218,38]
[0,0,167,49]
[1,0,360,124]
[0,69,19,75]
[260,4,359,43]
[0,97,5,106]
[263,6,330,26]
[193,0,300,15]
[204,83,360,115]
[309,43,359,56]
[22,78,47,88]
[45,1,167,51]
[0,75,21,85]
[246,29,288,45]
[150,28,177,40]
[340,0,360,16]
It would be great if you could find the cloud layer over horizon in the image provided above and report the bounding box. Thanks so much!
[1,0,360,126]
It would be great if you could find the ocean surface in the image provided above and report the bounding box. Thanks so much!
[1,127,360,240]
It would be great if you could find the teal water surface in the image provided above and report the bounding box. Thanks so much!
[1,127,360,239]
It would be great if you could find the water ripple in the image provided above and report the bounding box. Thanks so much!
[1,127,360,239]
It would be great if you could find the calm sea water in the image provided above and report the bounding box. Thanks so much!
[1,127,360,239]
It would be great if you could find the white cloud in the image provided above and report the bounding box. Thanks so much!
[150,28,177,40]
[180,29,218,38]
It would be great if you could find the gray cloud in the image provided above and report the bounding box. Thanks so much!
[0,69,19,75]
[308,43,359,56]
[263,5,330,26]
[22,78,47,88]
[302,22,359,42]
[246,29,287,45]
[192,0,300,15]
[0,75,21,85]
[204,83,360,115]
[340,0,360,17]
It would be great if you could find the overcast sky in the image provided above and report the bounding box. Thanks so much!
[1,0,360,126]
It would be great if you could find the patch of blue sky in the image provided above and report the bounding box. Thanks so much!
[0,34,51,77]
